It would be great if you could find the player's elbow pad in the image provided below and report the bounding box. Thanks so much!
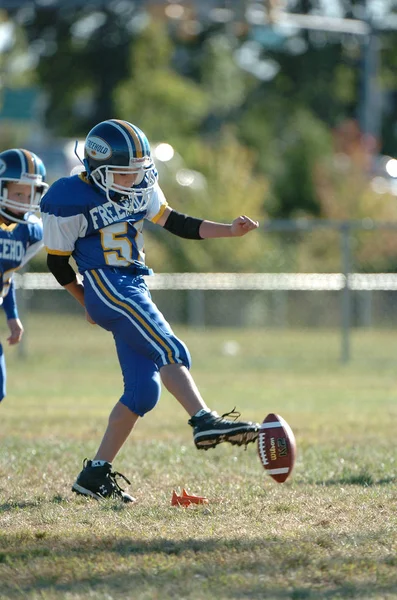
[163,210,203,240]
[47,254,76,286]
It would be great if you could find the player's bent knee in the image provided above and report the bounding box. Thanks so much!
[120,370,161,417]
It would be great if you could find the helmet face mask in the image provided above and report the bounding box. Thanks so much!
[90,159,157,212]
[83,120,158,214]
[0,150,48,225]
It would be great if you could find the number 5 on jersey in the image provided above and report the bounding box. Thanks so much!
[100,222,135,266]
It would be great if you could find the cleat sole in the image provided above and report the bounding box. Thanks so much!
[195,429,259,450]
[72,483,136,503]
[72,484,101,500]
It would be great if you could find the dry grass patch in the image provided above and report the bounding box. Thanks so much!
[0,315,397,598]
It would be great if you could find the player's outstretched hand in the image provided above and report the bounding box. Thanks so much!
[230,215,259,237]
[7,318,24,345]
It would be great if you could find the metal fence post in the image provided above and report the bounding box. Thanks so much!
[340,222,352,363]
[187,289,205,328]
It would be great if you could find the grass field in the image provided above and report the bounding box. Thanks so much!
[1,313,397,599]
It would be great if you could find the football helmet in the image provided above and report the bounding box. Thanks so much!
[0,148,48,224]
[83,119,157,213]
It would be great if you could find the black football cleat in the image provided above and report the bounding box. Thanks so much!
[72,459,135,503]
[188,408,260,450]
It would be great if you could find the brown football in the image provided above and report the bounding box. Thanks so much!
[257,413,296,483]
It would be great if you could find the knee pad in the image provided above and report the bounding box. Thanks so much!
[119,368,161,417]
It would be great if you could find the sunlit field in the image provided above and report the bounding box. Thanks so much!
[1,314,397,599]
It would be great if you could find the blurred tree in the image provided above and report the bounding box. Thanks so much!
[144,130,275,273]
[0,10,40,149]
[379,30,397,157]
[286,118,397,272]
[22,4,132,136]
[238,103,333,218]
[314,120,397,272]
[114,21,273,272]
[199,32,249,133]
[0,10,36,88]
[4,1,397,275]
[115,20,208,143]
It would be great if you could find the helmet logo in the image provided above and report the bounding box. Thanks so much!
[22,172,42,181]
[0,159,6,176]
[86,136,112,160]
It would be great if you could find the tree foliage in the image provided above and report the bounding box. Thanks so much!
[145,130,271,273]
[4,3,397,273]
[115,21,208,143]
[20,5,132,136]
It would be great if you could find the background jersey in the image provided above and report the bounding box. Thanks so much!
[40,174,168,272]
[0,215,43,299]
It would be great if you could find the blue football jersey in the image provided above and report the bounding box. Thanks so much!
[0,216,43,299]
[40,174,168,272]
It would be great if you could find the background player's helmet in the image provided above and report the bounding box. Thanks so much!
[83,119,157,213]
[0,149,48,224]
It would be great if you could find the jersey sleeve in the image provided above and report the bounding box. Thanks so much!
[2,278,18,320]
[27,215,44,245]
[20,216,44,268]
[146,184,168,223]
[40,178,89,255]
[41,212,88,255]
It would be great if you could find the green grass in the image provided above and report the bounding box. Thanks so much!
[1,314,397,599]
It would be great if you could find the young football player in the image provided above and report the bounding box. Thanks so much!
[0,148,48,402]
[41,119,260,502]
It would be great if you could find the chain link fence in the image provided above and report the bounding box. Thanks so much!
[14,220,397,363]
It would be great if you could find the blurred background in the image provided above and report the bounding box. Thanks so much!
[3,0,397,362]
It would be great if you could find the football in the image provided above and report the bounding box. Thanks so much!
[257,413,296,483]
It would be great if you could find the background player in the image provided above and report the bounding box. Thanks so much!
[0,148,48,402]
[41,119,260,503]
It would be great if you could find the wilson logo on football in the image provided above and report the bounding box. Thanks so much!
[85,136,112,160]
[257,413,296,483]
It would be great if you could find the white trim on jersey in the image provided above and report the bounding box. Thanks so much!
[145,184,168,222]
[42,212,88,254]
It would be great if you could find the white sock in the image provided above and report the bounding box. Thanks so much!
[193,408,211,418]
[91,460,109,467]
